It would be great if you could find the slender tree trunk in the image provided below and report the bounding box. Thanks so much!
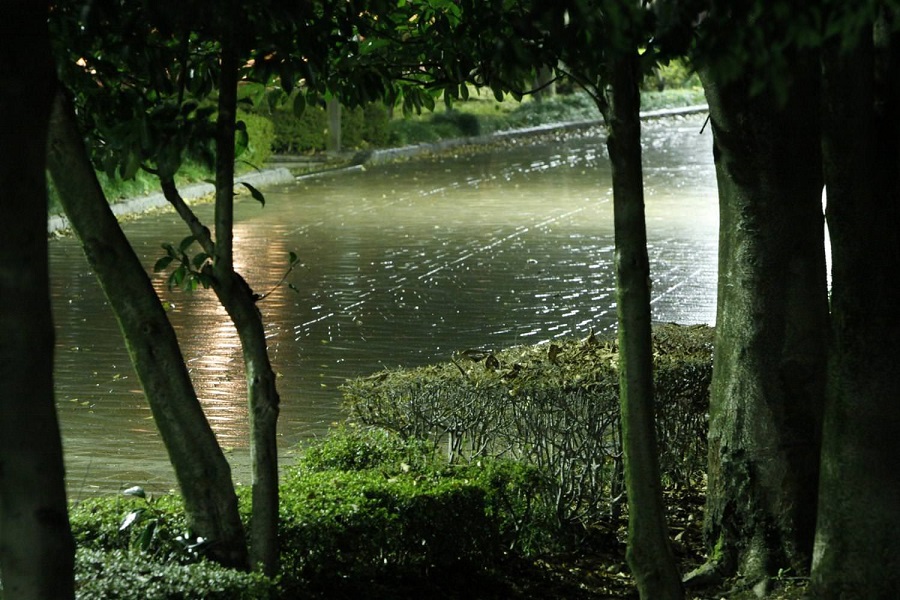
[0,3,75,597]
[214,18,280,575]
[605,48,683,600]
[46,91,249,570]
[695,52,828,587]
[154,11,280,573]
[812,26,900,598]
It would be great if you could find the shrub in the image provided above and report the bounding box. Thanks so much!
[299,423,435,473]
[74,548,273,599]
[70,490,192,561]
[342,323,714,527]
[431,110,482,137]
[340,105,366,149]
[236,110,275,169]
[361,102,392,147]
[639,88,707,111]
[269,104,327,154]
[502,92,597,128]
[279,427,556,594]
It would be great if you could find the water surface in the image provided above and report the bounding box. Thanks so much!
[51,115,717,496]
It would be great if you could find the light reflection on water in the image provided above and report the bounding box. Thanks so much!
[51,115,717,496]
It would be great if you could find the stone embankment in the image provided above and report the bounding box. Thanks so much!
[48,104,708,235]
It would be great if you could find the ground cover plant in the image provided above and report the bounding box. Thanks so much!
[51,324,813,598]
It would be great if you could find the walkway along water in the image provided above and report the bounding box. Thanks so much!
[51,108,716,496]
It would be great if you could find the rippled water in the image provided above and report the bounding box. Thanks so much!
[51,114,717,496]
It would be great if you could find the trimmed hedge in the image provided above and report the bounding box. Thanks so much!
[279,426,554,595]
[65,427,553,598]
[236,110,275,169]
[342,323,714,526]
[75,549,272,599]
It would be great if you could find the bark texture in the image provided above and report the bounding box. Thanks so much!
[698,54,828,584]
[214,23,280,574]
[46,92,249,570]
[606,50,683,600]
[811,27,900,598]
[154,16,281,573]
[0,3,75,597]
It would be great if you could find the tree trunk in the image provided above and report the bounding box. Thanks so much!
[605,49,683,600]
[0,3,75,597]
[215,20,280,575]
[696,53,828,587]
[812,26,900,598]
[46,91,249,570]
[154,13,281,574]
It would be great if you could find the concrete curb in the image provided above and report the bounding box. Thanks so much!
[48,167,295,235]
[355,104,708,166]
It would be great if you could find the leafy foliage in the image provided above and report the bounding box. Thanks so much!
[279,427,556,594]
[74,548,273,599]
[343,324,714,526]
[235,110,276,168]
[70,488,199,562]
[153,235,213,293]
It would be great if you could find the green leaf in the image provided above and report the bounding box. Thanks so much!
[123,485,146,498]
[197,272,214,289]
[119,509,144,532]
[192,252,210,269]
[138,521,157,552]
[153,255,175,272]
[289,251,298,265]
[180,100,199,116]
[169,266,186,289]
[178,235,197,253]
[239,182,266,206]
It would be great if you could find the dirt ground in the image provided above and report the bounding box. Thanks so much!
[300,489,810,600]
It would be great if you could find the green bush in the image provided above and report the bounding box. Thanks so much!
[342,324,714,527]
[279,427,556,594]
[75,548,273,599]
[502,92,598,128]
[340,105,366,149]
[339,103,393,149]
[299,423,434,473]
[270,104,327,154]
[640,87,707,111]
[70,491,191,560]
[236,110,275,169]
[361,102,392,147]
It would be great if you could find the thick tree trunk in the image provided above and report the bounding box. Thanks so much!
[696,54,828,587]
[0,3,75,597]
[605,50,683,600]
[812,28,900,598]
[46,91,249,570]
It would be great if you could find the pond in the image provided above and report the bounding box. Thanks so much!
[51,113,717,497]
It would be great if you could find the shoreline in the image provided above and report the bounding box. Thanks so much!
[48,104,708,235]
